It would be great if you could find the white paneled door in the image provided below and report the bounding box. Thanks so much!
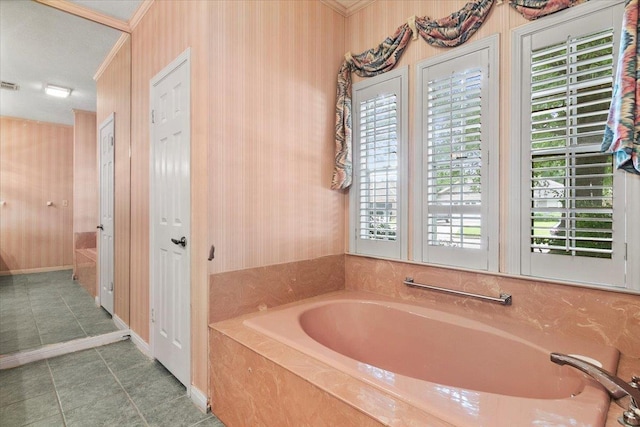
[98,114,115,315]
[150,49,191,388]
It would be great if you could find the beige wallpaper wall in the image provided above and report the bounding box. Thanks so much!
[208,0,346,274]
[129,0,210,390]
[0,117,74,272]
[127,0,346,392]
[72,110,97,235]
[96,35,132,324]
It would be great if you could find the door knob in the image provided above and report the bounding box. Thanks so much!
[171,236,187,247]
[97,224,104,230]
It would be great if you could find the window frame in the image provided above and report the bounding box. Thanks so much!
[413,35,500,271]
[509,0,640,291]
[349,66,409,259]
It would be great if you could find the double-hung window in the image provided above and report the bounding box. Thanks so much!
[349,67,408,259]
[413,36,499,271]
[511,1,635,288]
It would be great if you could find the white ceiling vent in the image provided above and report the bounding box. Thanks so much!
[1,81,20,91]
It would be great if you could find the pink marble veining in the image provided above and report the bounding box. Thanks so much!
[73,231,97,297]
[210,302,455,427]
[210,328,387,427]
[208,254,345,323]
[243,292,618,427]
[74,249,96,297]
[345,255,640,357]
[73,231,96,250]
[208,254,638,426]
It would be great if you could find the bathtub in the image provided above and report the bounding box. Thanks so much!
[243,292,620,426]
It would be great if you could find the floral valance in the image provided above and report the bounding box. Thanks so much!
[509,0,588,20]
[331,0,637,189]
[331,0,495,190]
[601,0,639,174]
[331,23,414,190]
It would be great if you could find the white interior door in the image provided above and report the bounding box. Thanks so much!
[98,114,115,315]
[150,49,191,388]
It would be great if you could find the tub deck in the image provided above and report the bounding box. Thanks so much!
[209,290,639,427]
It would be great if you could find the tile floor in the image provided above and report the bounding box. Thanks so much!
[0,270,119,355]
[0,340,225,426]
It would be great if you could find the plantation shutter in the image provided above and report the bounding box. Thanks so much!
[529,29,615,258]
[426,67,483,250]
[521,5,626,287]
[351,68,407,259]
[358,93,399,243]
[415,42,498,271]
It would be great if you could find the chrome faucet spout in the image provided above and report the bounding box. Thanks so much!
[550,353,639,402]
[550,352,640,426]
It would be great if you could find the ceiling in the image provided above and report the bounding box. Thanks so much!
[0,0,141,126]
[67,0,142,21]
[0,0,372,126]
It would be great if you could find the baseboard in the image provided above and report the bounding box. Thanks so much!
[0,265,74,276]
[112,314,129,331]
[0,329,130,369]
[129,329,153,359]
[189,384,209,414]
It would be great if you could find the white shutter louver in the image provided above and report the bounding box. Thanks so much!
[358,93,398,242]
[426,68,483,249]
[529,28,615,259]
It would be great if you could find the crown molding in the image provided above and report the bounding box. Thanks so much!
[0,117,73,128]
[320,0,376,17]
[34,0,130,33]
[94,33,130,81]
[128,0,154,32]
[71,109,96,115]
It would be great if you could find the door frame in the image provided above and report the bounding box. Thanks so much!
[148,48,192,391]
[98,112,115,313]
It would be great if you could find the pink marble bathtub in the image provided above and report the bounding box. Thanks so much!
[244,292,620,426]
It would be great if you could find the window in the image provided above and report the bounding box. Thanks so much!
[349,67,408,259]
[413,36,499,271]
[511,1,636,288]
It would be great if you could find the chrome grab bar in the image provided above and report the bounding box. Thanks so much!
[403,277,512,306]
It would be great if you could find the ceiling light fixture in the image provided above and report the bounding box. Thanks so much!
[44,84,72,98]
[1,81,20,91]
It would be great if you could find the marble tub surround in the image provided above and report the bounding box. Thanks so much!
[345,255,640,357]
[73,231,97,297]
[73,231,96,251]
[75,248,97,297]
[210,329,388,427]
[210,291,627,426]
[209,254,345,323]
[209,297,454,427]
[207,255,639,425]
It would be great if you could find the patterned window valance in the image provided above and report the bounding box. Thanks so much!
[331,23,414,190]
[332,0,638,189]
[331,0,494,190]
[509,0,588,19]
[601,0,639,175]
